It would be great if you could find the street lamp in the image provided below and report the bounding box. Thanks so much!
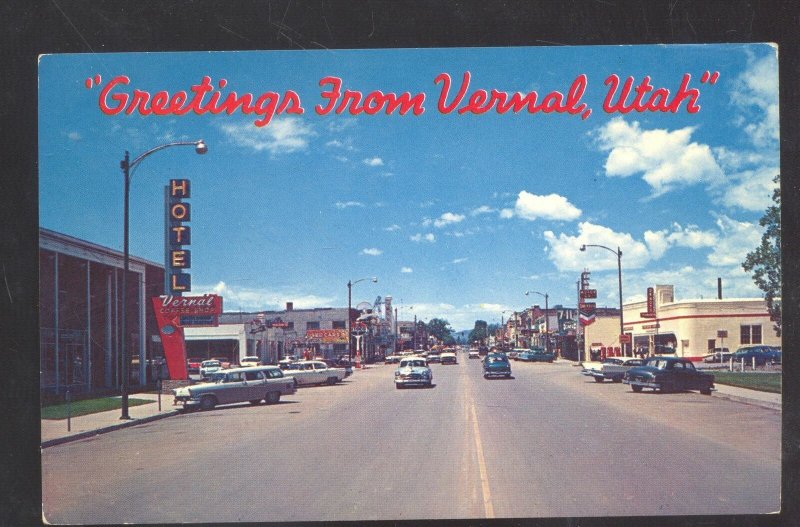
[347,277,377,361]
[525,291,549,353]
[119,139,207,420]
[580,243,625,356]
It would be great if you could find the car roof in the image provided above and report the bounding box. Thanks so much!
[223,365,281,373]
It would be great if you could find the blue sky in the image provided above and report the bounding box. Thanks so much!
[39,45,779,330]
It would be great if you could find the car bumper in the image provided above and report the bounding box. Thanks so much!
[395,378,431,386]
[484,370,511,377]
[623,379,660,389]
[174,396,200,408]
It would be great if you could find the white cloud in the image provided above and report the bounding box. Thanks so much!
[543,222,654,272]
[360,248,383,256]
[401,267,413,273]
[433,212,466,228]
[410,233,436,243]
[419,200,436,208]
[471,205,495,216]
[714,165,779,212]
[452,258,468,264]
[642,223,718,259]
[195,281,335,311]
[499,208,514,219]
[384,224,401,232]
[335,201,365,209]
[595,118,724,197]
[511,191,582,221]
[220,117,314,155]
[707,214,762,267]
[363,157,384,166]
[731,51,779,148]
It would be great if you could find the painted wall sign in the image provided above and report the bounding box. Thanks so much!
[305,329,348,343]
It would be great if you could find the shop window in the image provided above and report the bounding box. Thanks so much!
[306,321,320,330]
[332,320,346,329]
[751,325,762,344]
[740,325,750,344]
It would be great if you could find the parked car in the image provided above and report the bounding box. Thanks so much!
[384,354,402,364]
[468,349,480,359]
[518,348,555,362]
[508,348,528,361]
[187,357,203,374]
[323,358,354,377]
[623,356,714,394]
[440,352,458,365]
[702,348,732,363]
[582,356,644,383]
[239,356,261,368]
[173,366,296,411]
[482,353,512,379]
[427,353,442,364]
[280,360,347,386]
[199,359,222,378]
[732,345,781,366]
[394,356,433,388]
[212,357,232,369]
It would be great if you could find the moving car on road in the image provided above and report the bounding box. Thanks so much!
[394,356,433,388]
[240,356,261,368]
[468,349,480,359]
[440,352,457,365]
[623,356,714,394]
[581,356,644,383]
[483,352,512,379]
[173,366,296,411]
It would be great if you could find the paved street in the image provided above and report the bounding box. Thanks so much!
[42,357,781,523]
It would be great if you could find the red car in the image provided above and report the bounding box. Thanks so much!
[187,357,202,374]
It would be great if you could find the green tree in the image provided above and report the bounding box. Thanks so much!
[426,318,455,344]
[468,320,488,344]
[742,174,781,336]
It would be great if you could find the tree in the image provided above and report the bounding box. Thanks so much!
[742,174,781,336]
[468,320,488,344]
[426,318,455,345]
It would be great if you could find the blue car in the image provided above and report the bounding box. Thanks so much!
[732,345,781,367]
[483,353,512,379]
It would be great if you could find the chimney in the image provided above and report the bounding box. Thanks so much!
[286,302,294,311]
[717,278,722,300]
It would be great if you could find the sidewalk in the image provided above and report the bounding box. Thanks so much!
[712,383,782,410]
[41,392,179,448]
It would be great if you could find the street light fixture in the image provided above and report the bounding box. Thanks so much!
[525,290,549,353]
[347,276,377,362]
[119,139,207,420]
[579,243,625,356]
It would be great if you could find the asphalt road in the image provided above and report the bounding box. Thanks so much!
[42,356,781,523]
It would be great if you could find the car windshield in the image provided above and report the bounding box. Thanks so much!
[645,358,670,369]
[488,355,507,362]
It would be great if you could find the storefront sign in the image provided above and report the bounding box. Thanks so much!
[579,302,596,326]
[305,329,348,343]
[151,294,223,379]
[166,179,192,293]
[579,288,597,299]
[717,329,728,338]
[640,287,656,318]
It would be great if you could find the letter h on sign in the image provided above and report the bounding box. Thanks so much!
[166,179,191,294]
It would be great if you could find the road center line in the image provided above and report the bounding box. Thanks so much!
[470,400,494,518]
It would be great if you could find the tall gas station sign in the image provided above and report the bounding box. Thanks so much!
[165,179,192,293]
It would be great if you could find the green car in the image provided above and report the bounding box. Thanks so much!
[483,353,512,379]
[519,348,555,363]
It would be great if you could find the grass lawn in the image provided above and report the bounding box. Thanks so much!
[41,397,155,420]
[712,371,781,393]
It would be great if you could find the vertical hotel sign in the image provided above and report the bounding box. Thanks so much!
[165,179,191,294]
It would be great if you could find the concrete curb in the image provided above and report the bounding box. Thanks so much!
[41,409,180,449]
[712,391,782,411]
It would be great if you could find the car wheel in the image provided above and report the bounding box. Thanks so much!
[327,376,337,385]
[265,391,280,404]
[631,385,643,393]
[396,383,403,389]
[700,385,712,395]
[293,378,299,388]
[483,373,489,379]
[199,395,217,411]
[594,376,605,383]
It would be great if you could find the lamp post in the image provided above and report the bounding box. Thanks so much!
[525,291,549,354]
[580,243,625,356]
[347,277,377,361]
[119,140,207,420]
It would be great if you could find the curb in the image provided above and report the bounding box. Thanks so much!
[712,391,782,411]
[41,409,180,449]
